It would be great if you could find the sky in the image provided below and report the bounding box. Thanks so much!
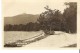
[2,0,77,17]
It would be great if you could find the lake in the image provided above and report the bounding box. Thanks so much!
[4,31,43,44]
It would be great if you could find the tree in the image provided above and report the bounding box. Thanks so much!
[63,2,77,33]
[37,6,63,34]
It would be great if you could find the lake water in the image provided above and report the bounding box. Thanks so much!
[4,31,43,44]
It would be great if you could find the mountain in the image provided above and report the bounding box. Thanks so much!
[4,13,39,25]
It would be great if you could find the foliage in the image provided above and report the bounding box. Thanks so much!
[4,2,77,34]
[4,22,40,31]
[63,2,77,33]
[37,5,65,33]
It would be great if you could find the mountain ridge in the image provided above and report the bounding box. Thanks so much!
[4,13,39,25]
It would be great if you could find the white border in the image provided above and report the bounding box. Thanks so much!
[0,0,79,53]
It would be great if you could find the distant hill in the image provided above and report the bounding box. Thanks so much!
[4,13,39,25]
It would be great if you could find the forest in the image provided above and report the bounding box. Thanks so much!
[4,2,77,33]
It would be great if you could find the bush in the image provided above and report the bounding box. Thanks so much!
[44,30,55,35]
[4,42,22,47]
